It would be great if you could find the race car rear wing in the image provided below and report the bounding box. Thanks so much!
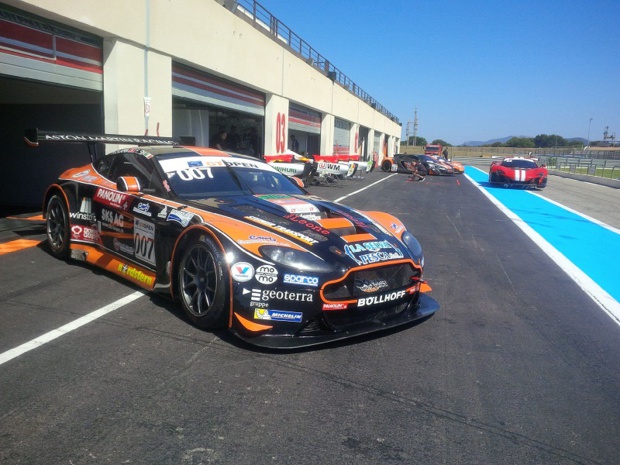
[24,129,178,148]
[24,129,194,163]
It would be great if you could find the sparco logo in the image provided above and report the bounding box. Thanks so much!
[283,273,319,287]
[358,290,407,307]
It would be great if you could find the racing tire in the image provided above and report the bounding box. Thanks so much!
[46,194,70,259]
[177,237,228,329]
[381,160,392,171]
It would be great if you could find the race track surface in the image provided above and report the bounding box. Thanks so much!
[1,169,619,465]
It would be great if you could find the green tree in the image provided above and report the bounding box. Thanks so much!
[432,139,451,147]
[406,136,427,146]
[505,137,535,147]
[534,134,566,147]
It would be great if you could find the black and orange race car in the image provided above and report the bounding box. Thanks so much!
[27,130,439,348]
[381,154,455,175]
[488,157,548,189]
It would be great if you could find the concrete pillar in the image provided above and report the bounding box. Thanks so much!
[103,38,172,138]
[321,113,335,155]
[264,93,289,156]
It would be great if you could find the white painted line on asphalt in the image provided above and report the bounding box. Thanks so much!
[334,173,398,203]
[464,169,620,327]
[0,291,144,366]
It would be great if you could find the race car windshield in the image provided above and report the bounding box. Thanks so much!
[158,156,304,200]
[503,159,538,168]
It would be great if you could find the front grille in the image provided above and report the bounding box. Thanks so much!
[323,262,418,301]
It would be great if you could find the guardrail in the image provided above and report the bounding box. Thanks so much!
[539,155,620,180]
[230,0,399,123]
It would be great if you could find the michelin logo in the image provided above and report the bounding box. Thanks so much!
[254,308,303,323]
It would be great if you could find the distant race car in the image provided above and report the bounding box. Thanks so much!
[265,152,373,186]
[381,154,455,175]
[427,155,464,174]
[27,130,439,349]
[488,157,548,189]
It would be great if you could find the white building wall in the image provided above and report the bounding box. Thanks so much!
[7,0,401,146]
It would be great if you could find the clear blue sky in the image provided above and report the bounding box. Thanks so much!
[261,0,619,146]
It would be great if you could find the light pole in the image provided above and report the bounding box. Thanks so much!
[587,118,593,148]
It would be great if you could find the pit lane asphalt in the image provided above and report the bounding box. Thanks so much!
[1,169,619,465]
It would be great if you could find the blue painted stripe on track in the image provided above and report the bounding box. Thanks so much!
[465,166,620,308]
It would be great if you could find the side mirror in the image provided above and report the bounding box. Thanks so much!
[117,176,142,193]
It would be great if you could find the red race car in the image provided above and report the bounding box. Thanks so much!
[488,157,548,189]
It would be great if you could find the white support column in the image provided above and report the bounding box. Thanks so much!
[321,113,335,155]
[264,94,290,156]
[103,38,172,138]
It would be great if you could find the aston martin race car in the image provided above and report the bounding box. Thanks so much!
[28,130,439,348]
[381,154,455,175]
[488,157,548,189]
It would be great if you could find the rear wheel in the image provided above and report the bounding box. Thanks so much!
[381,160,392,171]
[177,237,228,329]
[46,194,70,259]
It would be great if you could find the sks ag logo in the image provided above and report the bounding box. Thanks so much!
[231,262,254,282]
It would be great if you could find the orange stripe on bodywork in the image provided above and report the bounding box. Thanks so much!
[6,214,44,222]
[234,312,273,332]
[339,233,376,243]
[315,217,354,230]
[0,239,41,255]
[70,244,157,291]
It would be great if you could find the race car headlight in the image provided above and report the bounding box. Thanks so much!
[261,246,335,273]
[401,231,424,267]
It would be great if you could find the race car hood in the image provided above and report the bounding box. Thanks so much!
[187,193,413,268]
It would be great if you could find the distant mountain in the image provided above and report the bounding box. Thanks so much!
[462,136,527,146]
[462,136,588,146]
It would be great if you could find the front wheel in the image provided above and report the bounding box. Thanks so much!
[381,160,392,171]
[177,237,228,329]
[46,194,70,259]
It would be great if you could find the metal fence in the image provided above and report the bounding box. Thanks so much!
[229,0,399,123]
[539,155,620,180]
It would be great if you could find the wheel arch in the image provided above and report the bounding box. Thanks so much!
[169,225,233,325]
[42,184,74,216]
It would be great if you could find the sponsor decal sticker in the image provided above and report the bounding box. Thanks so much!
[71,225,100,243]
[255,265,278,285]
[113,237,135,255]
[250,288,314,303]
[134,218,156,265]
[94,188,130,210]
[283,273,319,287]
[357,290,407,307]
[254,308,303,323]
[232,262,254,282]
[322,302,348,310]
[344,240,404,265]
[354,278,389,293]
[167,209,195,227]
[118,263,154,286]
[246,216,319,245]
[133,202,152,217]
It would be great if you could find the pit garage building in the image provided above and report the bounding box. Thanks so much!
[0,0,401,208]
